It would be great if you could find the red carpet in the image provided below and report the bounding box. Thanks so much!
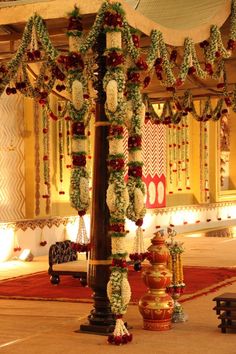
[0,266,236,303]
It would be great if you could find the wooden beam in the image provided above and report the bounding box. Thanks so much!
[0,0,103,25]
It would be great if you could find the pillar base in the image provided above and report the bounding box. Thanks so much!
[78,323,115,336]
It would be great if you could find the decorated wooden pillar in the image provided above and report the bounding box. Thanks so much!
[80,33,115,334]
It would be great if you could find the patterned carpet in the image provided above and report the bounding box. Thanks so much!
[0,266,236,303]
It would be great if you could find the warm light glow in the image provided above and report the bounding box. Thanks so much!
[185,233,202,238]
[0,226,14,262]
[231,226,236,238]
[142,213,153,229]
[152,103,164,115]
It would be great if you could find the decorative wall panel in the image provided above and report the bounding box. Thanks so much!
[142,121,167,208]
[0,93,25,221]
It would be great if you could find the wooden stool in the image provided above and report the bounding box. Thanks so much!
[213,293,236,333]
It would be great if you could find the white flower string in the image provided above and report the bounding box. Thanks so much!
[60,7,91,251]
[103,3,132,345]
[168,124,174,194]
[176,123,182,191]
[125,31,147,271]
[58,118,65,195]
[42,107,51,214]
[203,121,210,203]
[34,101,41,216]
[184,115,191,190]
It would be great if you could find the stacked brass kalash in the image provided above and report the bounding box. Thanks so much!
[138,228,186,330]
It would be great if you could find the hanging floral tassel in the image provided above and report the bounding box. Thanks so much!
[107,270,132,345]
[176,123,182,191]
[184,115,191,190]
[168,124,174,194]
[73,211,90,252]
[108,316,132,345]
[13,233,21,252]
[129,223,148,271]
[40,229,47,246]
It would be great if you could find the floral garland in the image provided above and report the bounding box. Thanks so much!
[58,118,65,195]
[183,115,191,190]
[103,4,132,345]
[203,120,210,203]
[147,30,176,87]
[176,123,182,191]
[61,7,91,249]
[42,107,51,214]
[125,50,147,270]
[34,101,41,216]
[2,14,59,101]
[178,38,206,85]
[2,0,236,101]
[168,123,174,194]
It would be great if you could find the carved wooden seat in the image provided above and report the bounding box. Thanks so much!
[48,240,88,286]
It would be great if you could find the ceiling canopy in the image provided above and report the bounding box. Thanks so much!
[125,0,231,45]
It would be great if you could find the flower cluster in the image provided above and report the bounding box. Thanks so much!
[103,4,124,32]
[71,242,91,253]
[67,5,83,36]
[57,52,84,72]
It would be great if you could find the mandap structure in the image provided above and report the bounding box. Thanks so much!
[0,0,236,345]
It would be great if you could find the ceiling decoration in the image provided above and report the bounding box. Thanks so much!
[125,0,231,45]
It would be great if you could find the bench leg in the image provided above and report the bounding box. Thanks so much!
[50,274,60,285]
[80,277,87,287]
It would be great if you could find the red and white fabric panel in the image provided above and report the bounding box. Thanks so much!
[142,121,167,208]
[123,122,167,209]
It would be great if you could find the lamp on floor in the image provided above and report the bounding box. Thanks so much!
[18,249,34,262]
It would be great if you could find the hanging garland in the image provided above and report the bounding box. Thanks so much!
[60,7,91,250]
[102,3,132,345]
[147,30,176,87]
[42,107,51,214]
[34,101,41,216]
[168,123,174,194]
[125,42,147,271]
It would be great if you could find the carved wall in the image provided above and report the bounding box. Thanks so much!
[0,93,25,221]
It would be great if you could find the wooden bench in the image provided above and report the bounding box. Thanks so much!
[48,240,88,286]
[213,293,236,333]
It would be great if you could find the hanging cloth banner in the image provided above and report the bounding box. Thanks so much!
[141,121,167,208]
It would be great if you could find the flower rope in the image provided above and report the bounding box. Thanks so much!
[102,3,132,345]
[125,34,147,271]
[64,7,91,250]
[42,107,51,214]
[168,123,174,194]
[34,101,41,215]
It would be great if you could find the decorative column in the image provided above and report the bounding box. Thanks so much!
[80,32,115,334]
[138,231,174,330]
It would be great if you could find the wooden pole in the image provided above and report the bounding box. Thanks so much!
[80,33,115,334]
